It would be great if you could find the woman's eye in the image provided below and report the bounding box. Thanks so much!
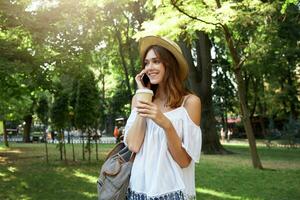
[154,60,161,64]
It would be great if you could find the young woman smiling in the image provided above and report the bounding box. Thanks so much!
[124,36,202,200]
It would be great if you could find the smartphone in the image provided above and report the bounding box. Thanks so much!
[142,74,150,87]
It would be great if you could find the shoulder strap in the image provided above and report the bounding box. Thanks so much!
[105,142,126,161]
[181,95,190,107]
[119,147,136,162]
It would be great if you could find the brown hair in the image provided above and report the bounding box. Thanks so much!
[143,45,189,108]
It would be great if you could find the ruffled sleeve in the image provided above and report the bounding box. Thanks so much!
[181,112,202,163]
[123,108,138,146]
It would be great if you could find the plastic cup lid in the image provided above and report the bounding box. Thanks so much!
[136,88,154,95]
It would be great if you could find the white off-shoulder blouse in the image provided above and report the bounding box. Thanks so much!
[124,104,202,200]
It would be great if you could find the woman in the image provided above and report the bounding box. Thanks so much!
[124,36,202,200]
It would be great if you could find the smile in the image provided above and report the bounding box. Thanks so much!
[148,72,159,77]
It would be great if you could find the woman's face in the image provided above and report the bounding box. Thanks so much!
[144,49,166,85]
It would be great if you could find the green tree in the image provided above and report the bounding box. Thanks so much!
[212,50,237,134]
[51,91,69,161]
[137,0,284,168]
[36,95,50,163]
[0,0,55,143]
[75,71,100,162]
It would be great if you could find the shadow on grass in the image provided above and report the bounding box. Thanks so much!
[0,161,102,200]
[0,144,107,200]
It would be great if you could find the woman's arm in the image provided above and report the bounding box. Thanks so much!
[125,95,147,153]
[163,122,192,168]
[164,95,201,168]
[125,69,150,153]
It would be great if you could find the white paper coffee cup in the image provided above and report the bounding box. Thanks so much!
[136,89,153,103]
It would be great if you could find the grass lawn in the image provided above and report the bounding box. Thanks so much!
[0,141,299,200]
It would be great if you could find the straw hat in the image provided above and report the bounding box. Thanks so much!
[139,35,189,81]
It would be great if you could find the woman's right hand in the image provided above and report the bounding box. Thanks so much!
[135,69,147,89]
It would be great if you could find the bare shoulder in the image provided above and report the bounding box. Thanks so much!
[185,94,201,107]
[184,94,201,125]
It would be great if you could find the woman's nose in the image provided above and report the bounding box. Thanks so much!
[145,62,153,70]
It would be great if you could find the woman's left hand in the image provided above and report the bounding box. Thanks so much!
[136,100,171,129]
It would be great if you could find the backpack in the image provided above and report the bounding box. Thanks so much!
[97,142,134,200]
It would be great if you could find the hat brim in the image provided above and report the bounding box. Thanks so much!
[139,36,189,81]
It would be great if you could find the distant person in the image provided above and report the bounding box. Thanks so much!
[124,36,202,199]
[113,126,119,143]
[220,128,226,143]
[51,131,55,143]
[227,129,233,142]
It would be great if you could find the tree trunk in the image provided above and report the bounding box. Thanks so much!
[59,131,63,161]
[72,135,75,161]
[44,128,49,163]
[82,131,85,160]
[129,41,139,91]
[63,133,67,162]
[23,115,32,143]
[100,65,107,134]
[124,18,138,92]
[3,120,9,147]
[95,131,99,161]
[259,116,266,138]
[115,27,132,95]
[221,23,263,169]
[234,69,263,168]
[88,129,91,163]
[179,31,226,154]
[67,131,70,144]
